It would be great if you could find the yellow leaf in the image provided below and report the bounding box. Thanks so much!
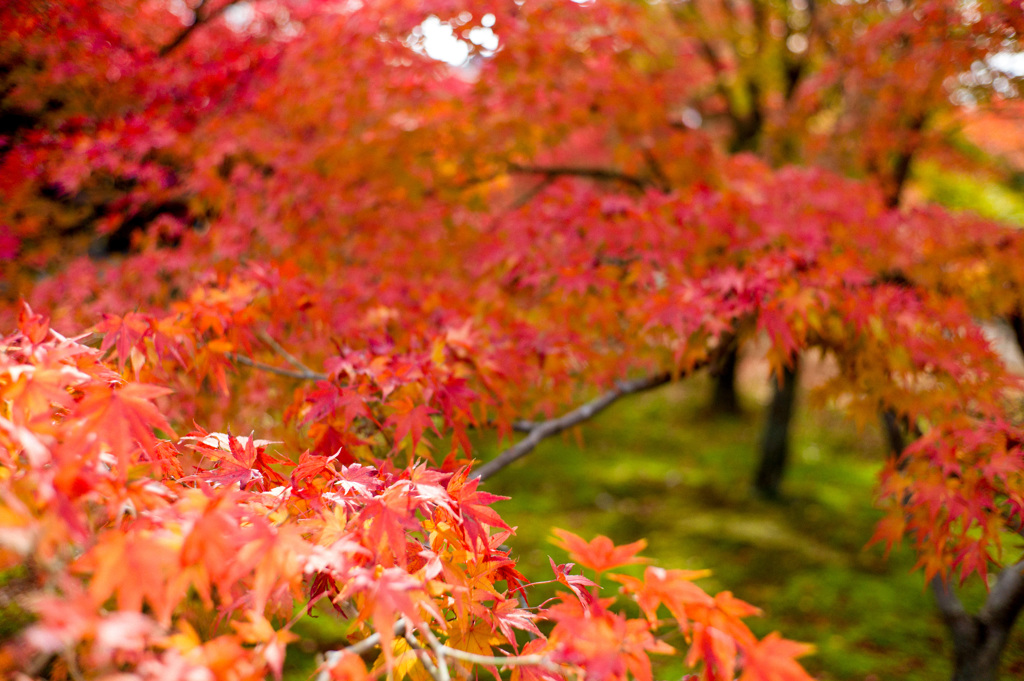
[207,339,234,354]
[372,637,433,681]
[448,622,497,673]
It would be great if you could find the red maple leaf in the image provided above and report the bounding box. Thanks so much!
[385,398,439,456]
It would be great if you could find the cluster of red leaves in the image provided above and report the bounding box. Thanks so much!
[28,159,1024,591]
[0,308,815,680]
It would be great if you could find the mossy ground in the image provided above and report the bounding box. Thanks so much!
[476,374,1024,681]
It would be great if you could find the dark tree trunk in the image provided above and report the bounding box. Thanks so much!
[933,565,1024,681]
[880,409,906,460]
[709,344,741,416]
[754,359,800,499]
[1008,312,1024,359]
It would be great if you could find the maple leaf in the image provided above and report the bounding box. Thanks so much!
[685,623,737,681]
[97,312,150,376]
[0,414,52,467]
[76,530,186,625]
[304,382,376,428]
[17,302,49,344]
[386,398,440,456]
[356,482,423,566]
[551,528,648,574]
[611,566,714,631]
[72,382,176,474]
[447,621,501,676]
[232,611,298,681]
[291,448,341,488]
[341,566,442,669]
[550,559,599,609]
[181,429,289,490]
[446,467,510,550]
[736,633,815,681]
[490,596,542,649]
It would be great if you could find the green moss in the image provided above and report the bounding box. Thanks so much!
[915,161,1024,225]
[473,376,1024,681]
[0,565,36,642]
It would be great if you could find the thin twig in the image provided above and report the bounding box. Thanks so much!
[286,592,327,630]
[158,0,232,57]
[62,649,85,681]
[471,371,677,481]
[641,149,672,193]
[256,329,317,375]
[437,648,557,669]
[507,163,652,191]
[420,629,452,681]
[405,630,443,681]
[319,620,409,681]
[225,352,327,381]
[508,177,556,212]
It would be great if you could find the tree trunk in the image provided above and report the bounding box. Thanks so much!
[709,344,741,416]
[1008,312,1024,359]
[933,564,1024,681]
[754,359,800,499]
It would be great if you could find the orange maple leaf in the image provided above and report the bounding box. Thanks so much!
[736,632,815,681]
[72,382,176,474]
[551,528,648,574]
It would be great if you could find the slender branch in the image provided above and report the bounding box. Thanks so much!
[421,628,559,672]
[158,0,233,58]
[641,149,672,193]
[511,420,537,433]
[319,620,409,680]
[471,371,677,481]
[420,630,452,681]
[508,177,556,212]
[225,351,327,381]
[62,649,86,681]
[336,631,382,657]
[256,329,318,375]
[439,648,555,669]
[404,630,444,681]
[286,593,326,630]
[506,163,653,191]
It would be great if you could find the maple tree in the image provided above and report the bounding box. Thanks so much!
[2,1,1024,680]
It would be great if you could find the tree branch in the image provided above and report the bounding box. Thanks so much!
[980,560,1024,630]
[471,371,676,481]
[931,575,974,640]
[225,352,327,381]
[437,648,555,669]
[641,149,672,193]
[506,163,653,191]
[319,620,408,679]
[158,0,233,58]
[256,329,319,375]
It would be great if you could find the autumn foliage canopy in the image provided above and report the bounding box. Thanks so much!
[2,0,1024,679]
